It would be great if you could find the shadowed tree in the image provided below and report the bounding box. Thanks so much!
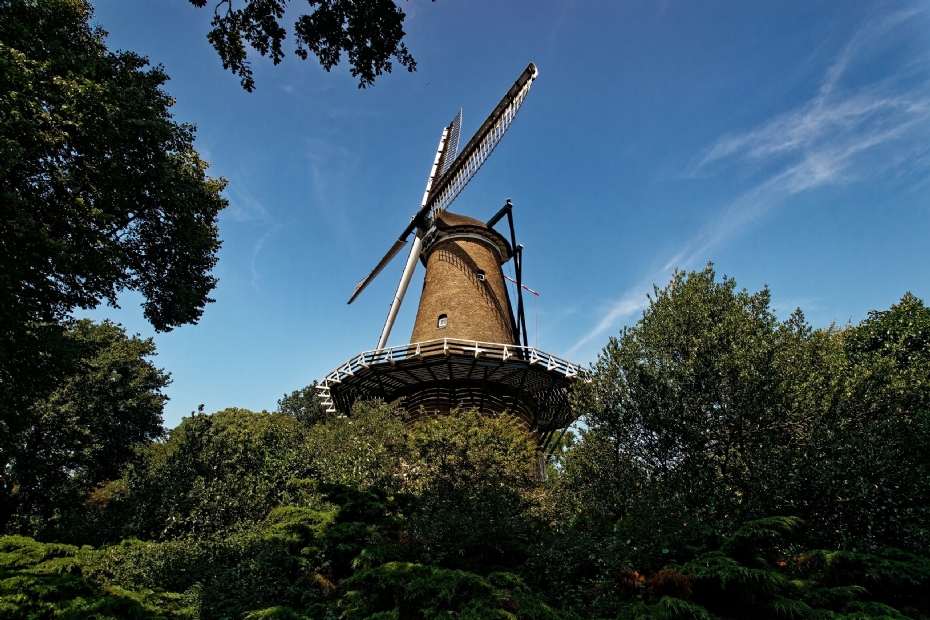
[189,0,419,91]
[2,320,169,537]
[1,0,226,491]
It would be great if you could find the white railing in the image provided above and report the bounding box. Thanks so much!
[315,338,585,414]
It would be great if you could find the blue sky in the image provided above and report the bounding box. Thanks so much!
[85,0,930,428]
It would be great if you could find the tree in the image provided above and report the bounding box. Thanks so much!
[190,0,418,92]
[3,320,169,537]
[407,409,540,570]
[786,293,930,551]
[52,404,568,618]
[277,381,334,428]
[571,265,794,528]
[0,0,226,460]
[301,399,411,493]
[567,267,930,557]
[90,403,408,546]
[1,0,226,333]
[531,274,930,617]
[99,407,307,543]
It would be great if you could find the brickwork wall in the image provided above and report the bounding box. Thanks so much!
[410,235,516,345]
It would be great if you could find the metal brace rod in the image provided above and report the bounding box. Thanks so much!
[500,203,530,349]
[486,197,513,229]
[514,245,529,350]
[487,199,522,346]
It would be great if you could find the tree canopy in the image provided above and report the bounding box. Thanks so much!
[4,370,929,618]
[5,270,929,617]
[2,319,169,538]
[189,0,419,91]
[566,266,930,554]
[0,0,226,466]
[1,0,227,334]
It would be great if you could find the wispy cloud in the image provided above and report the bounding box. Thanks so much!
[248,224,283,290]
[694,7,929,175]
[570,4,930,358]
[223,182,280,290]
[305,138,362,243]
[567,284,651,358]
[224,183,271,223]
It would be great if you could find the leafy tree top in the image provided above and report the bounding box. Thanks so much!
[189,0,418,91]
[1,0,227,332]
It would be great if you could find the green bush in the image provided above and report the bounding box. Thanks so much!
[0,536,195,618]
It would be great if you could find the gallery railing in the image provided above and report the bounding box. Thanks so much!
[315,338,586,413]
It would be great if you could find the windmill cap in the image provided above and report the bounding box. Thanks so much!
[423,210,513,264]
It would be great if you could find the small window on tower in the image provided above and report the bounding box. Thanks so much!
[477,269,486,282]
[437,314,447,329]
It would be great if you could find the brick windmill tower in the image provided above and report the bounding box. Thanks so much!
[317,64,582,451]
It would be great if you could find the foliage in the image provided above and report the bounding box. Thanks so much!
[570,265,792,528]
[407,410,541,570]
[84,503,339,619]
[84,403,538,556]
[528,267,930,617]
[2,319,169,538]
[71,403,408,546]
[672,517,930,619]
[0,535,195,618]
[524,515,930,619]
[568,265,930,552]
[301,400,411,493]
[7,505,928,619]
[0,405,572,618]
[0,0,226,484]
[189,0,418,91]
[0,481,573,619]
[87,407,308,543]
[0,0,226,332]
[3,268,930,619]
[544,428,577,480]
[342,563,574,620]
[278,381,335,428]
[804,292,930,551]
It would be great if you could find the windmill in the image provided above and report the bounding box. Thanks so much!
[317,63,584,451]
[349,63,539,351]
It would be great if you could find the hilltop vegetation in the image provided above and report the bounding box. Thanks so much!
[2,266,929,619]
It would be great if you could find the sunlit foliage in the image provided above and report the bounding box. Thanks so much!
[3,268,929,618]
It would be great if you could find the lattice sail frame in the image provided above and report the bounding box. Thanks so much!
[424,63,538,222]
[346,63,538,305]
[437,109,462,178]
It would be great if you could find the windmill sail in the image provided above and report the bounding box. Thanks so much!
[425,63,538,220]
[348,238,407,304]
[347,63,538,304]
[438,109,462,177]
[348,119,455,304]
